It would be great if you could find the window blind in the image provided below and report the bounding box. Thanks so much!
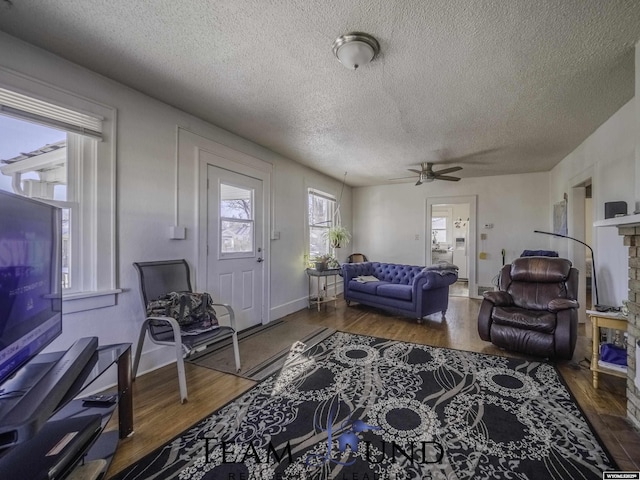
[308,188,336,202]
[0,87,103,140]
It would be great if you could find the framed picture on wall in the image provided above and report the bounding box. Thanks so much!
[553,200,568,235]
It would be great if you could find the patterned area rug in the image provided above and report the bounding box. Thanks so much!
[188,320,335,380]
[113,332,616,480]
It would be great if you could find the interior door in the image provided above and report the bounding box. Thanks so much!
[207,165,264,331]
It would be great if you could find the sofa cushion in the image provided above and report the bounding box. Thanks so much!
[492,306,556,334]
[349,280,387,295]
[376,283,413,301]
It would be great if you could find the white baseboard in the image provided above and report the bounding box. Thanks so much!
[270,296,309,321]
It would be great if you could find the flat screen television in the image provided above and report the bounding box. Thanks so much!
[0,189,62,387]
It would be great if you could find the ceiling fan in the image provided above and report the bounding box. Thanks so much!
[398,162,463,185]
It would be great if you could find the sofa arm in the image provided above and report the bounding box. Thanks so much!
[483,291,513,306]
[417,270,458,290]
[548,298,579,312]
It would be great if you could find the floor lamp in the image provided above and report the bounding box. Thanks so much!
[533,230,599,308]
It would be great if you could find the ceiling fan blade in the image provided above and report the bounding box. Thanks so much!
[433,166,462,175]
[435,175,461,181]
[415,179,423,186]
[388,175,416,181]
[407,169,423,174]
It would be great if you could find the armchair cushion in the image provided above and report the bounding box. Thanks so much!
[491,307,557,334]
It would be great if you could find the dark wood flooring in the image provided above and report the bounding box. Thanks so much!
[106,296,640,477]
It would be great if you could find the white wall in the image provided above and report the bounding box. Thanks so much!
[0,33,352,379]
[548,99,636,306]
[352,172,550,295]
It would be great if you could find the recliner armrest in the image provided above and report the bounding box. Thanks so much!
[483,291,513,306]
[547,298,579,312]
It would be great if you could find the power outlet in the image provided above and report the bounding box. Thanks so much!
[415,234,420,240]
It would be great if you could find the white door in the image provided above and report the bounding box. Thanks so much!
[207,165,264,331]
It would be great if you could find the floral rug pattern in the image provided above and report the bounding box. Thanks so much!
[113,332,616,480]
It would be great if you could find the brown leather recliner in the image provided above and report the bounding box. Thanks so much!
[478,257,579,360]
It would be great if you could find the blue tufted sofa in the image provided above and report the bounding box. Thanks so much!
[341,262,458,321]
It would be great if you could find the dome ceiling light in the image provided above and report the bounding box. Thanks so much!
[332,32,380,70]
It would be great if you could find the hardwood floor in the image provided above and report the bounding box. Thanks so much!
[106,296,640,477]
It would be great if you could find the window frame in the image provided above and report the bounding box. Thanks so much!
[0,68,119,313]
[307,188,336,259]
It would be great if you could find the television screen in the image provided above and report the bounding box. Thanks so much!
[0,189,62,387]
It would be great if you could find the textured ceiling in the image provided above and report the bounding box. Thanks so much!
[1,1,639,186]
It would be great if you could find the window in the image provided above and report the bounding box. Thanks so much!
[0,75,117,313]
[308,189,335,258]
[220,183,254,256]
[431,216,448,244]
[0,117,73,286]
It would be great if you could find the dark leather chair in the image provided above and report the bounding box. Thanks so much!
[347,253,368,263]
[478,256,579,359]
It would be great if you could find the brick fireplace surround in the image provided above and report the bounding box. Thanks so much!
[616,222,640,430]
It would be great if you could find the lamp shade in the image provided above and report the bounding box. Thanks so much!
[332,33,380,70]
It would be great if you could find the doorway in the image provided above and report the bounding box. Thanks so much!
[569,173,593,325]
[426,195,477,298]
[179,129,272,331]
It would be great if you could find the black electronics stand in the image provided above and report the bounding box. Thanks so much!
[0,340,132,480]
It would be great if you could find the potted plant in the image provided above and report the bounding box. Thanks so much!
[324,225,351,249]
[314,254,331,271]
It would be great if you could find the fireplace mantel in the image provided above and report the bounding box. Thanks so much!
[594,213,640,228]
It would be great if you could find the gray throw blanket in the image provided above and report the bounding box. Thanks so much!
[422,262,459,276]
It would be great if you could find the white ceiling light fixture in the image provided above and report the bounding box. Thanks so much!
[332,32,380,70]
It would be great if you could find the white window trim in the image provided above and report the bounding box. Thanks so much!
[0,67,119,312]
[307,187,337,258]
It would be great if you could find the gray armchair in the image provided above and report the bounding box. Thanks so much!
[133,259,240,403]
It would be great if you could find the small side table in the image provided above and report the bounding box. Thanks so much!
[306,268,340,311]
[586,309,628,389]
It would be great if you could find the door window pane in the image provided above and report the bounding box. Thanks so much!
[220,184,254,254]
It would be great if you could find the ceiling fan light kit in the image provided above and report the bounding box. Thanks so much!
[332,32,380,70]
[407,162,463,185]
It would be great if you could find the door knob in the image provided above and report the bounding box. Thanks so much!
[257,257,264,263]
